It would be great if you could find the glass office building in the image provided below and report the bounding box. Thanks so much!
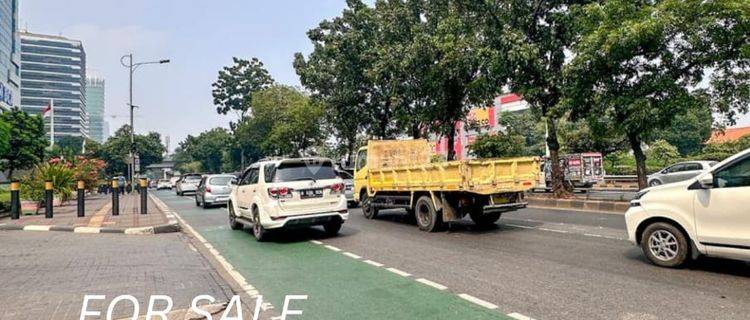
[20,32,87,138]
[86,76,106,142]
[0,0,20,111]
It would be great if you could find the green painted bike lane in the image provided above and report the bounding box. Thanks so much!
[157,192,509,320]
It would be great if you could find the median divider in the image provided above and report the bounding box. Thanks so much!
[526,195,630,214]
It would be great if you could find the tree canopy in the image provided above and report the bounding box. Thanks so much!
[234,85,325,157]
[101,125,165,178]
[566,0,750,188]
[0,107,47,179]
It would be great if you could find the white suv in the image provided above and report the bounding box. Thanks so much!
[227,157,349,241]
[625,148,750,268]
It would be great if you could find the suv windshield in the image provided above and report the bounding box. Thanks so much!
[273,161,337,182]
[184,176,201,182]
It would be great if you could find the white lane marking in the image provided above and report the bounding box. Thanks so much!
[458,293,498,310]
[415,278,447,291]
[386,267,411,277]
[23,225,51,231]
[149,194,276,311]
[363,259,384,267]
[310,240,323,245]
[342,252,361,259]
[324,244,341,252]
[508,312,535,320]
[506,223,625,241]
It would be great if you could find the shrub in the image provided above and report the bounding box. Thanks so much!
[20,162,76,213]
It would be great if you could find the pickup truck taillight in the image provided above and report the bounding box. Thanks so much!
[268,187,293,199]
[330,183,344,195]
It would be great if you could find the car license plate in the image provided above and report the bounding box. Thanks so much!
[299,189,324,199]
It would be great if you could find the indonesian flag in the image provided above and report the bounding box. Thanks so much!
[42,102,52,118]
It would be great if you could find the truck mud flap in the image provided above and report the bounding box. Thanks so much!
[440,193,460,221]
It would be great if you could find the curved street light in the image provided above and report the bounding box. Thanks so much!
[121,54,170,186]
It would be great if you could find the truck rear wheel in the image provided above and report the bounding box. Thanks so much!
[415,196,442,232]
[361,193,379,219]
[470,212,501,227]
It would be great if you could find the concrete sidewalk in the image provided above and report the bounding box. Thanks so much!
[0,231,234,320]
[0,193,178,233]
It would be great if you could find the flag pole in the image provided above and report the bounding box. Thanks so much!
[50,99,55,148]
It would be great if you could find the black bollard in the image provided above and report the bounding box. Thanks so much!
[77,180,85,217]
[112,178,119,216]
[140,178,148,215]
[10,180,20,220]
[44,180,53,218]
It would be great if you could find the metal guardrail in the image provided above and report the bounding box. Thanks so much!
[603,175,638,182]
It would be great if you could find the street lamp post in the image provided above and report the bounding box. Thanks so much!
[120,54,170,186]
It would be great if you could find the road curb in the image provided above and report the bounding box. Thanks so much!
[0,197,182,235]
[526,196,629,214]
[0,222,182,234]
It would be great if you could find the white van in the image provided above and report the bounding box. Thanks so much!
[625,148,750,267]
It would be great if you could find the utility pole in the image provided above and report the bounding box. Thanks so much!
[120,54,170,187]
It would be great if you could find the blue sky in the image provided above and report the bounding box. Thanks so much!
[20,0,350,151]
[19,1,750,152]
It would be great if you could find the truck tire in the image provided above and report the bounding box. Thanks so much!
[415,196,442,232]
[361,193,379,219]
[470,212,501,227]
[228,205,242,230]
[640,222,689,268]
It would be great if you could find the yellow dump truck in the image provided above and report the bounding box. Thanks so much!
[353,140,540,232]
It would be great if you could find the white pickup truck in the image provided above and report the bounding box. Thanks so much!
[227,157,349,241]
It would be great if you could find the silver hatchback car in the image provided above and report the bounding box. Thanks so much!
[647,160,718,187]
[195,174,235,208]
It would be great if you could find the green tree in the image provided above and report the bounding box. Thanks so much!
[566,0,750,188]
[295,0,381,156]
[559,118,628,157]
[654,105,713,156]
[235,85,325,157]
[496,111,546,156]
[473,0,596,197]
[0,118,10,157]
[469,133,527,158]
[407,0,499,160]
[647,140,680,167]
[174,128,233,173]
[0,107,47,179]
[101,125,165,178]
[212,57,274,120]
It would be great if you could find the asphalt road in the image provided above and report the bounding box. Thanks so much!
[156,191,750,320]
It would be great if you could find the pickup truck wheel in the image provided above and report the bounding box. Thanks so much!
[228,205,242,230]
[361,193,379,219]
[640,222,689,268]
[323,221,342,236]
[415,196,442,232]
[470,212,501,227]
[252,208,267,242]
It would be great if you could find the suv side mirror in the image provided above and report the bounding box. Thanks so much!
[230,178,238,185]
[698,173,714,188]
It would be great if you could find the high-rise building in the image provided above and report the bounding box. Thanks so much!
[19,32,87,139]
[86,76,105,142]
[0,0,20,111]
